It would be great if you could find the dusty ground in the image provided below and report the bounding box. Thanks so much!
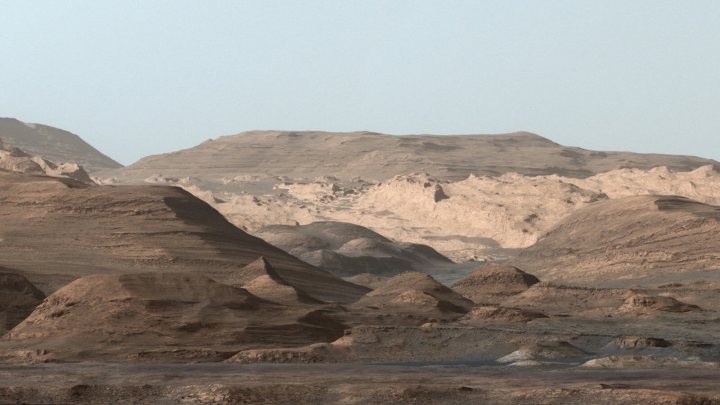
[0,363,718,404]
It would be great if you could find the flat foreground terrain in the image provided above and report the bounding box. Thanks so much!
[1,363,718,404]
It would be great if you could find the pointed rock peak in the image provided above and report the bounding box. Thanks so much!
[243,275,325,306]
[228,256,287,286]
[356,271,473,313]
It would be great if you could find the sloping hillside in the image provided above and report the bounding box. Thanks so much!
[0,171,367,303]
[513,195,720,286]
[0,117,121,172]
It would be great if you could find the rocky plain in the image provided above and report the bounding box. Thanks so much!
[1,117,720,404]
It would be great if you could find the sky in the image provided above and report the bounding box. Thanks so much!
[1,1,719,165]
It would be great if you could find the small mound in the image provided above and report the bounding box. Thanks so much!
[226,342,349,364]
[354,272,473,314]
[0,271,46,333]
[337,237,400,257]
[459,306,548,325]
[452,264,540,304]
[344,273,388,289]
[497,341,589,363]
[620,294,701,313]
[503,282,625,314]
[300,249,415,277]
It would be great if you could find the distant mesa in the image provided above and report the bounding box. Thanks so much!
[104,129,717,182]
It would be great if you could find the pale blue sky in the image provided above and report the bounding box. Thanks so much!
[1,1,719,164]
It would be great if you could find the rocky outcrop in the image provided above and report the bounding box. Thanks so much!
[0,140,94,184]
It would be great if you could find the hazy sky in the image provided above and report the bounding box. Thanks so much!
[1,1,719,165]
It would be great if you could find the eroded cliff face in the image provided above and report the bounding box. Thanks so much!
[96,164,720,263]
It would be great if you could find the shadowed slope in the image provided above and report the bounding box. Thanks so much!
[0,270,46,334]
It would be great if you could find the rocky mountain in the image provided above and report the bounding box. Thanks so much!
[513,195,720,286]
[0,118,121,172]
[0,171,367,303]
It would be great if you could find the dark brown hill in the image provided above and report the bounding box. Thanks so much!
[0,171,367,303]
